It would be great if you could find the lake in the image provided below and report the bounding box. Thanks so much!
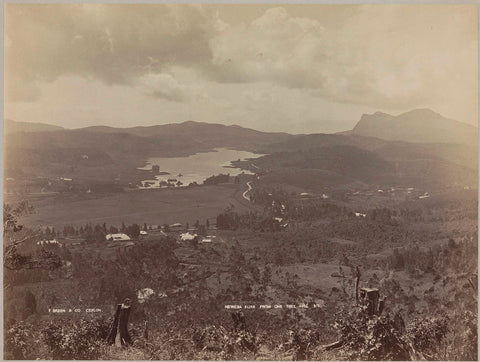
[137,148,264,188]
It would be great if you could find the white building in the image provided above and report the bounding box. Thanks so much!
[180,232,197,241]
[37,238,62,246]
[106,233,131,241]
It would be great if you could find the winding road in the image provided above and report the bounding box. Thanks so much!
[242,181,253,201]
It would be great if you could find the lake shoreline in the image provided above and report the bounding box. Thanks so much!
[136,148,264,189]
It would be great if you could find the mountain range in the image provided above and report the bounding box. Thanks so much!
[5,108,477,146]
[4,108,478,189]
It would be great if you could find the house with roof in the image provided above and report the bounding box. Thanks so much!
[106,233,131,241]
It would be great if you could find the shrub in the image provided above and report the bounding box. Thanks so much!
[190,324,259,360]
[332,306,413,361]
[280,328,322,360]
[5,321,41,359]
[42,317,110,359]
[407,314,449,359]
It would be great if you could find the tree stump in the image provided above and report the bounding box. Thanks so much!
[359,288,380,316]
[106,298,133,347]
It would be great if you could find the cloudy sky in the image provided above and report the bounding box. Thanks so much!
[4,4,478,133]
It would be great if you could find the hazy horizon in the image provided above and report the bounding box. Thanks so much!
[6,106,478,136]
[4,4,478,134]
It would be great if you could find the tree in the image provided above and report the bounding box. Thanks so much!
[85,224,93,237]
[198,225,207,236]
[92,224,106,242]
[4,201,61,271]
[203,173,230,185]
[191,236,199,249]
[126,224,140,239]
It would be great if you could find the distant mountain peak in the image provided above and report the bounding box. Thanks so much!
[359,111,393,120]
[399,108,447,120]
[352,109,476,145]
[372,111,392,117]
[403,108,438,115]
[181,120,205,125]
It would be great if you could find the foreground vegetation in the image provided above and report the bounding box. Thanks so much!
[4,181,477,360]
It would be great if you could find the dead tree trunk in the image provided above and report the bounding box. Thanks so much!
[144,320,149,340]
[355,266,361,302]
[106,301,132,347]
[118,305,132,346]
[106,304,121,345]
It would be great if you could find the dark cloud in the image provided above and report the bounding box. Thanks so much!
[4,4,477,125]
[5,4,215,101]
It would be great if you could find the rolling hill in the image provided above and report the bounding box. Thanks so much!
[4,110,478,190]
[5,120,292,156]
[79,120,291,151]
[3,120,292,180]
[253,145,393,183]
[244,143,477,191]
[4,119,64,134]
[258,133,388,153]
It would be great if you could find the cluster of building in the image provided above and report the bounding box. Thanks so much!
[36,239,63,246]
[105,222,216,245]
[179,232,214,244]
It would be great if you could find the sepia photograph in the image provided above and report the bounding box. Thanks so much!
[2,3,479,360]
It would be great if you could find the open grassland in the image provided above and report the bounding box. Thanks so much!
[13,184,255,229]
